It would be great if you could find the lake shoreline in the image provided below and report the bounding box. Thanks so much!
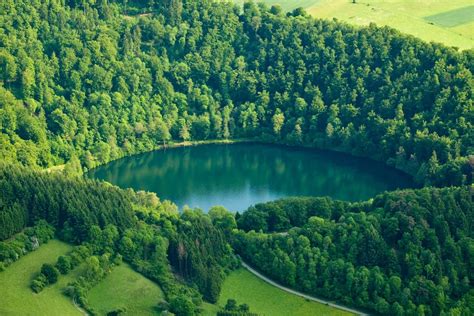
[87,140,414,211]
[83,137,415,183]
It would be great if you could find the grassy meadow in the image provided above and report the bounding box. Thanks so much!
[233,0,474,50]
[308,0,474,50]
[424,5,474,27]
[0,240,80,316]
[213,268,353,316]
[87,263,164,316]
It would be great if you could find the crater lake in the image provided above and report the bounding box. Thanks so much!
[87,143,413,211]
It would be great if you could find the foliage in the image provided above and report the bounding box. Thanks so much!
[31,273,48,293]
[0,0,471,188]
[31,245,90,293]
[0,240,79,315]
[237,196,343,232]
[41,263,60,284]
[0,0,473,314]
[56,255,72,274]
[209,206,238,236]
[233,186,474,314]
[65,253,118,315]
[0,163,135,242]
[217,298,258,316]
[169,295,196,316]
[31,263,60,292]
[0,164,239,313]
[0,220,54,269]
[168,209,239,303]
[86,263,164,316]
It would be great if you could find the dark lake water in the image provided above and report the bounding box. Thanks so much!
[87,143,413,211]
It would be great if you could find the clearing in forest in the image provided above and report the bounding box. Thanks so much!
[87,263,164,315]
[0,240,80,316]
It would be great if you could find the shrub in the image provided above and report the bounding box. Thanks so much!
[31,274,47,293]
[106,307,126,316]
[56,255,72,274]
[169,295,195,316]
[41,263,59,284]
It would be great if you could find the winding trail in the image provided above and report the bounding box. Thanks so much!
[72,296,88,316]
[241,262,369,316]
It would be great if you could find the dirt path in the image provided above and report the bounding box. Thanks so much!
[72,296,88,316]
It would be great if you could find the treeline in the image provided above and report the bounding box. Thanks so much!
[233,187,474,314]
[0,0,472,187]
[65,252,121,314]
[0,163,135,241]
[168,210,239,303]
[1,0,473,314]
[31,244,93,293]
[0,220,55,270]
[0,164,237,314]
[237,196,350,232]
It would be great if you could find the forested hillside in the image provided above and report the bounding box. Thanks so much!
[0,164,134,241]
[234,187,474,314]
[0,0,472,186]
[1,0,473,315]
[0,164,237,314]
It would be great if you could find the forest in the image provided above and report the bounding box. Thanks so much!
[0,163,238,314]
[0,0,472,186]
[0,0,473,315]
[234,189,473,314]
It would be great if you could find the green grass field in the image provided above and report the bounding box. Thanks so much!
[425,5,474,27]
[308,0,474,50]
[0,240,80,316]
[213,269,353,316]
[87,263,164,315]
[233,1,474,50]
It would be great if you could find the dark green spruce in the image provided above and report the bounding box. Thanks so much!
[0,0,473,315]
[0,0,472,187]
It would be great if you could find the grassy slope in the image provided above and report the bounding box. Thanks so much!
[201,302,221,316]
[0,240,80,316]
[308,0,474,50]
[232,0,474,49]
[424,5,474,27]
[87,263,164,316]
[209,268,353,316]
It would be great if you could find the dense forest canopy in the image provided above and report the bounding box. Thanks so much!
[1,0,473,315]
[0,0,472,186]
[234,188,473,314]
[1,163,472,315]
[0,163,237,314]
